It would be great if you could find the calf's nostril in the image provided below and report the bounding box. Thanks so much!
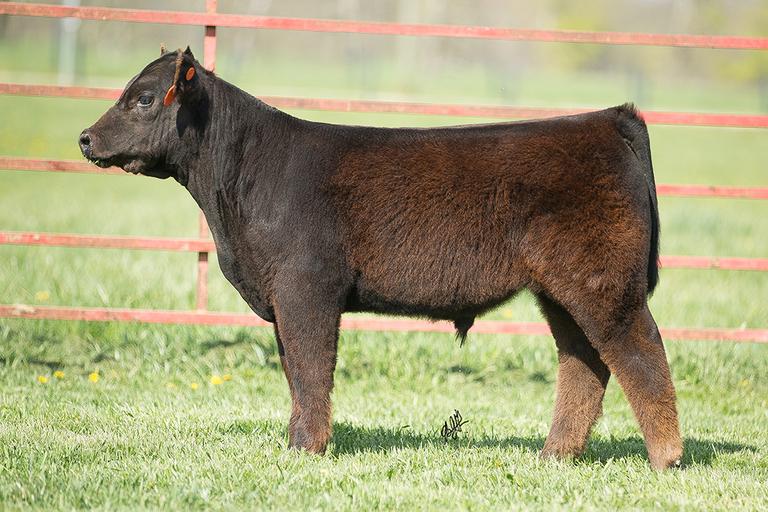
[79,131,91,147]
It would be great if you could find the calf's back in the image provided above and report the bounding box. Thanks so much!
[328,106,648,321]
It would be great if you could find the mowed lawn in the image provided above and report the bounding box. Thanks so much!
[1,75,768,510]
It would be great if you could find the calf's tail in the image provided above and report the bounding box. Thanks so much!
[616,103,660,295]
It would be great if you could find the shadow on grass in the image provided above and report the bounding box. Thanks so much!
[331,422,755,467]
[0,355,64,370]
[332,422,543,456]
[199,338,252,352]
[582,436,755,467]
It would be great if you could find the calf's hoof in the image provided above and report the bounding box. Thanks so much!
[540,438,586,461]
[648,444,684,470]
[540,449,576,462]
[288,439,328,455]
[288,422,331,455]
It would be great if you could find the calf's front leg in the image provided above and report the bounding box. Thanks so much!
[274,296,340,454]
[274,325,301,441]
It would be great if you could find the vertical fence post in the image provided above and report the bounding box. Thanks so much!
[195,0,217,311]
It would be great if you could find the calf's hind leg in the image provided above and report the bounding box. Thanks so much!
[537,294,610,460]
[589,306,682,469]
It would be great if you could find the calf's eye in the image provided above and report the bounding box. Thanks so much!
[137,95,154,107]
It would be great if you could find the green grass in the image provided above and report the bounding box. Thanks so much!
[1,325,767,510]
[1,53,767,510]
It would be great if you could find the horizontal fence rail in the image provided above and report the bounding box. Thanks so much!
[3,157,767,200]
[2,83,768,129]
[1,305,767,343]
[0,231,215,253]
[2,230,768,272]
[1,2,767,50]
[1,1,765,343]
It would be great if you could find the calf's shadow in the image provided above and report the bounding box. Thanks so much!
[330,422,755,467]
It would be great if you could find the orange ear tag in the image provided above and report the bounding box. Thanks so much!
[162,84,176,106]
[185,67,195,81]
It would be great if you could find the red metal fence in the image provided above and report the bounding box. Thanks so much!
[1,1,766,343]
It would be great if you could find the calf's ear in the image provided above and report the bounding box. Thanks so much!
[163,49,203,107]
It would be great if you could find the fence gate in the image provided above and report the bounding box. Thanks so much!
[0,1,766,343]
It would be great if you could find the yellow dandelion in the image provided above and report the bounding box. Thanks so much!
[53,370,65,379]
[34,290,50,302]
[210,375,223,386]
[222,374,232,382]
[190,382,199,390]
[37,375,49,384]
[88,372,100,383]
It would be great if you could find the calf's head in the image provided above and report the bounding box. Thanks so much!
[79,47,207,180]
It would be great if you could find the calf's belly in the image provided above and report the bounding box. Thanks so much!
[350,242,528,318]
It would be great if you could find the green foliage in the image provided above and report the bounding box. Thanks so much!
[545,1,610,71]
